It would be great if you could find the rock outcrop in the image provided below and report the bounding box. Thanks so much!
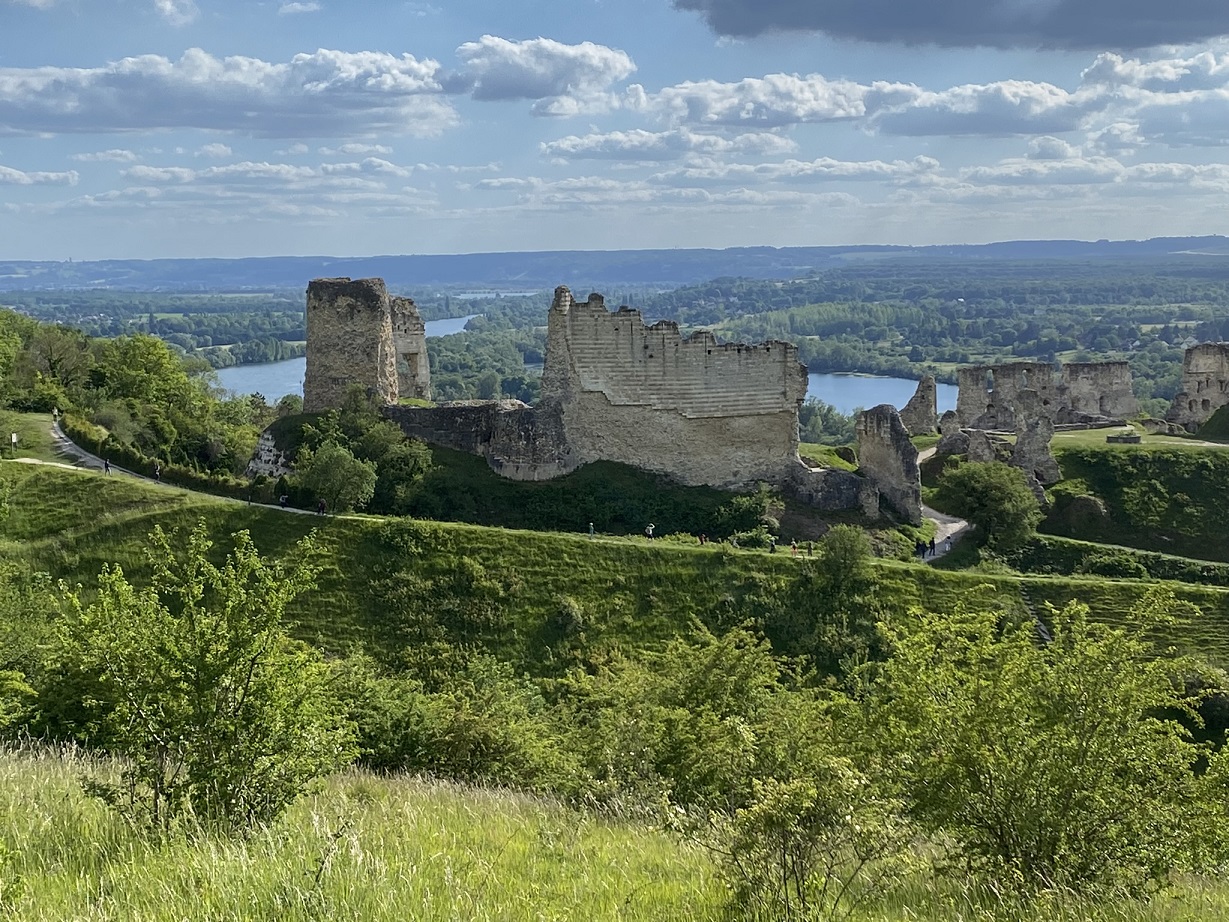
[1012,416,1061,485]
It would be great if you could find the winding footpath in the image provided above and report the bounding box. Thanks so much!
[917,445,970,560]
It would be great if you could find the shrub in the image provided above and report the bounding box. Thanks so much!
[57,521,353,832]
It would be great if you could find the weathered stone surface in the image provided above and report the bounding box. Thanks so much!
[1141,417,1186,435]
[939,409,961,436]
[785,466,878,516]
[898,375,937,435]
[304,277,398,412]
[1166,342,1229,431]
[391,296,430,401]
[384,400,577,481]
[855,404,921,525]
[935,430,970,457]
[966,429,999,463]
[1012,416,1061,485]
[956,360,1135,429]
[245,430,292,479]
[539,286,808,489]
[834,445,857,465]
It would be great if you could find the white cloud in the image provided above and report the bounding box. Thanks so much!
[279,1,321,14]
[0,48,456,138]
[5,0,58,7]
[196,143,232,158]
[70,148,139,162]
[455,35,635,115]
[319,143,393,156]
[0,163,78,185]
[651,155,940,186]
[873,80,1099,136]
[960,156,1125,185]
[643,73,915,127]
[153,0,198,26]
[1026,136,1082,160]
[540,127,796,161]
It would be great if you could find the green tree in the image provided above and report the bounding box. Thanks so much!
[59,522,353,832]
[297,440,376,513]
[863,590,1205,895]
[934,460,1042,551]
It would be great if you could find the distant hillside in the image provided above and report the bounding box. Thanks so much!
[3,235,1229,291]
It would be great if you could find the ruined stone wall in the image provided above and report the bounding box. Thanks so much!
[956,359,1135,429]
[384,401,576,481]
[1061,362,1137,420]
[391,296,431,401]
[540,286,807,489]
[855,404,921,524]
[898,375,937,435]
[1166,343,1229,431]
[303,277,398,412]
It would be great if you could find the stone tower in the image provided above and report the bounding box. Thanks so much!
[1166,342,1229,431]
[303,277,398,413]
[391,295,431,401]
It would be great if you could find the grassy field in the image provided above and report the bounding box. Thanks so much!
[4,462,1229,669]
[5,744,1229,922]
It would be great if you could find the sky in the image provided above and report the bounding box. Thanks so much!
[5,0,1229,259]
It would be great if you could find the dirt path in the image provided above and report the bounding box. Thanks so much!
[917,445,970,559]
[14,420,324,517]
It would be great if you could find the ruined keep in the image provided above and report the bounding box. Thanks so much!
[955,360,1137,430]
[1166,342,1229,431]
[304,278,401,412]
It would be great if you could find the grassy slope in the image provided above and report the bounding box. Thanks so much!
[5,462,1229,669]
[5,744,1229,922]
[1043,442,1229,563]
[0,746,721,922]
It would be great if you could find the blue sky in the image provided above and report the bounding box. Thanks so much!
[4,0,1229,259]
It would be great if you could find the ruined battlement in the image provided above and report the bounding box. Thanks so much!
[1166,342,1229,431]
[540,286,807,488]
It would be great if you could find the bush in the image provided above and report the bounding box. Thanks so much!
[57,522,354,832]
[934,461,1042,552]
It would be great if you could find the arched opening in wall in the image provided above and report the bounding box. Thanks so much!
[1099,396,1110,416]
[1191,400,1198,412]
[1021,369,1030,389]
[1203,399,1212,412]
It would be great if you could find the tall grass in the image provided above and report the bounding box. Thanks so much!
[4,744,1229,922]
[0,744,722,921]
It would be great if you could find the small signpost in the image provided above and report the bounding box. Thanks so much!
[9,432,16,456]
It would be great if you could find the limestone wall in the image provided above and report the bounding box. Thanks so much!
[855,404,921,524]
[899,375,937,435]
[391,296,431,401]
[304,277,398,412]
[956,359,1135,429]
[1166,343,1229,431]
[540,286,807,489]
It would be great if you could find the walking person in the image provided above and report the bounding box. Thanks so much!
[317,499,326,516]
[103,458,110,475]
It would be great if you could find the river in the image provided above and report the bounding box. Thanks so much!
[217,319,958,414]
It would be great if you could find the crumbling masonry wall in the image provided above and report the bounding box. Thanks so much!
[956,360,1136,429]
[540,287,808,489]
[1166,343,1229,431]
[304,277,399,413]
[855,404,922,524]
[391,296,430,401]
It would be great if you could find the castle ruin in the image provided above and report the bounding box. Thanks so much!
[1166,342,1229,431]
[955,360,1136,430]
[303,277,428,412]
